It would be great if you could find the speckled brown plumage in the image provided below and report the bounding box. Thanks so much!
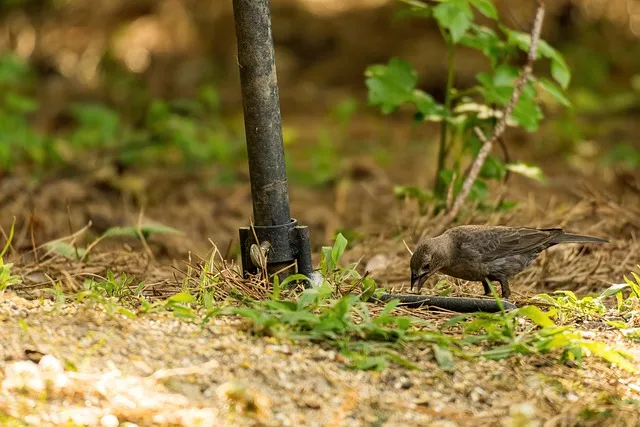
[410,225,609,299]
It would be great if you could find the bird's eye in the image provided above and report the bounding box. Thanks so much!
[423,263,430,272]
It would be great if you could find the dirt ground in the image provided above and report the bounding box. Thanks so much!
[1,1,640,423]
[1,118,639,425]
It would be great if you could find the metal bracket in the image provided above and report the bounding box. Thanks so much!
[239,218,313,280]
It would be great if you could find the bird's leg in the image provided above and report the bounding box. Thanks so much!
[499,279,511,300]
[482,279,492,296]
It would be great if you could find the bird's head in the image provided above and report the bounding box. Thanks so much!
[410,239,446,292]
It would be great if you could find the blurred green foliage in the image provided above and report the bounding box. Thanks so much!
[0,52,245,182]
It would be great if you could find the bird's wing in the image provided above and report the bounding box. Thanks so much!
[459,227,563,261]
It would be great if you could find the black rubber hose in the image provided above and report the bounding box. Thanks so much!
[374,293,517,313]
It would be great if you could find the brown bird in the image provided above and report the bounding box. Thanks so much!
[410,225,609,299]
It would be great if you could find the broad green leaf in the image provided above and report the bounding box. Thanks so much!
[518,305,556,328]
[167,291,195,304]
[506,162,546,183]
[102,223,183,240]
[432,344,456,372]
[469,0,498,19]
[331,233,348,265]
[538,78,571,107]
[280,274,311,290]
[321,246,335,273]
[433,0,473,43]
[45,241,87,261]
[365,58,418,113]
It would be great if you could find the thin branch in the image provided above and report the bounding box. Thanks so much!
[447,0,545,221]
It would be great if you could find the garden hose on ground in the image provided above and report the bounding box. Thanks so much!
[374,293,517,313]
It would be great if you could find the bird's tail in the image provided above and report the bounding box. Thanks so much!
[552,233,610,244]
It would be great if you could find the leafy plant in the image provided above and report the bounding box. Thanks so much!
[0,51,245,181]
[444,303,636,372]
[535,270,640,326]
[366,0,570,210]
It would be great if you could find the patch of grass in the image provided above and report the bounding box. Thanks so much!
[33,234,639,374]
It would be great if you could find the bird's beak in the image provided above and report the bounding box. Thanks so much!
[410,271,429,292]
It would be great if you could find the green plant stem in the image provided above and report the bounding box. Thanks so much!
[434,41,456,198]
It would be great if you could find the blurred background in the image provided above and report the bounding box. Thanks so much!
[0,0,639,260]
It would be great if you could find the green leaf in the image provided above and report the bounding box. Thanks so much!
[280,274,311,290]
[321,246,335,273]
[518,305,556,328]
[365,58,418,114]
[45,241,87,260]
[432,344,456,372]
[469,0,498,19]
[331,233,348,265]
[598,283,629,299]
[167,291,195,304]
[506,162,546,183]
[549,51,571,90]
[433,0,473,43]
[102,222,183,240]
[538,78,571,107]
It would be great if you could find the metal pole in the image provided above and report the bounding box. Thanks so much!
[233,0,314,282]
[232,0,290,227]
